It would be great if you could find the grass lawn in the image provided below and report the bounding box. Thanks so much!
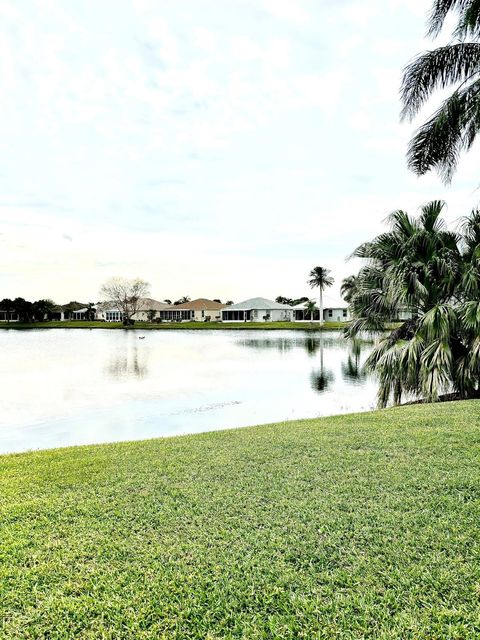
[0,320,347,331]
[1,401,480,639]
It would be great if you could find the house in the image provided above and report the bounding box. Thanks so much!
[132,298,170,322]
[160,298,225,322]
[293,296,350,322]
[50,302,88,321]
[221,297,293,322]
[0,309,19,322]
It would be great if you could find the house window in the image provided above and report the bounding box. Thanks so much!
[328,309,333,317]
[343,309,347,317]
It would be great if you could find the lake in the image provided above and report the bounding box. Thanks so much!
[0,329,378,454]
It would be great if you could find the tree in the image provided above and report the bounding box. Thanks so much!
[226,300,234,306]
[147,309,156,322]
[304,300,317,322]
[401,0,480,181]
[340,275,358,304]
[213,299,222,303]
[86,302,96,321]
[13,298,33,323]
[174,296,190,305]
[347,200,480,406]
[307,267,334,325]
[100,277,150,326]
[33,299,56,321]
[0,298,14,322]
[163,299,172,305]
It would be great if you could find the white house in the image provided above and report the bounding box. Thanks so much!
[293,296,350,322]
[222,297,293,322]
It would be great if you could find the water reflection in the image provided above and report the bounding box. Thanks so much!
[105,338,148,379]
[309,334,334,393]
[341,338,367,383]
[0,329,378,454]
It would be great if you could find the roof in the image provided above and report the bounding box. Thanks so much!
[136,298,170,311]
[166,298,226,311]
[225,297,293,311]
[293,295,348,310]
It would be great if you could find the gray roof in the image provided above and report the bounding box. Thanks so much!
[292,296,347,310]
[225,297,293,311]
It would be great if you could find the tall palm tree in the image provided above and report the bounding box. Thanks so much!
[347,200,480,406]
[308,267,334,325]
[401,0,480,181]
[340,275,358,304]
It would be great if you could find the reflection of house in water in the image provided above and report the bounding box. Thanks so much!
[235,337,294,353]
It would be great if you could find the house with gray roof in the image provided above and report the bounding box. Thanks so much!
[292,295,350,322]
[221,297,293,322]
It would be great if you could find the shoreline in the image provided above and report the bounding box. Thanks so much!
[0,320,348,331]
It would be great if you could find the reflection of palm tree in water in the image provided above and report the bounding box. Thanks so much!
[341,339,366,382]
[310,334,334,393]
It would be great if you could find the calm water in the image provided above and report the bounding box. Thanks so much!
[0,329,377,454]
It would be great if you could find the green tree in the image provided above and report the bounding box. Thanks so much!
[174,296,190,305]
[33,299,56,322]
[307,267,334,325]
[401,0,480,181]
[86,302,96,321]
[347,200,480,406]
[12,298,33,323]
[147,309,156,322]
[340,275,358,304]
[304,300,317,322]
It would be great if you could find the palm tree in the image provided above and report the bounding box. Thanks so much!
[347,200,480,406]
[304,300,317,322]
[340,275,358,304]
[307,267,334,325]
[401,0,480,181]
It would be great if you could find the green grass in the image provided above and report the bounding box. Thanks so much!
[1,401,480,639]
[0,320,347,331]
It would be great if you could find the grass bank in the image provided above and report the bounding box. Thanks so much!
[1,401,480,639]
[0,320,347,331]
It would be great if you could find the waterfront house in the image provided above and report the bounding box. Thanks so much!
[0,309,19,322]
[132,298,170,322]
[161,298,225,322]
[293,296,350,322]
[221,297,293,322]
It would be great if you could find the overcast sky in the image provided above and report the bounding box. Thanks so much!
[1,0,479,304]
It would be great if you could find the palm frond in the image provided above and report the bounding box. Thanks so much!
[401,44,480,120]
[406,77,480,181]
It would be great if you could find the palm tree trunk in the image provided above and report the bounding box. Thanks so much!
[319,288,323,325]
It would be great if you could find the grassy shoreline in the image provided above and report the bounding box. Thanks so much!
[0,320,348,331]
[1,401,480,638]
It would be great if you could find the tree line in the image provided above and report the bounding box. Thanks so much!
[0,298,58,323]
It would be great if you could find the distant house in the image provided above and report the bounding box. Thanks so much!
[222,297,293,322]
[293,296,350,322]
[132,298,170,322]
[0,309,19,322]
[50,302,88,321]
[161,298,225,322]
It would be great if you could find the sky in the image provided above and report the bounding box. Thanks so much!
[1,0,480,304]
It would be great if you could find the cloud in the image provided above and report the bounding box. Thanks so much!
[261,0,309,25]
